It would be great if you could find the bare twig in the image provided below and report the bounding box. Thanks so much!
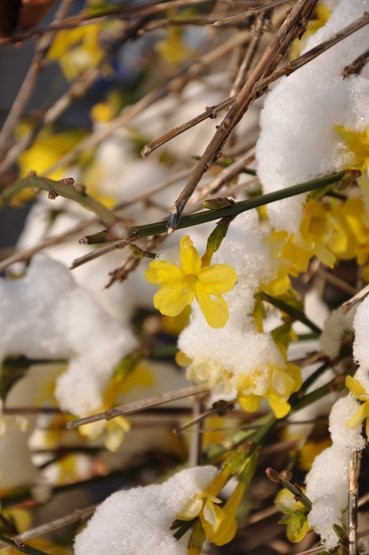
[342,282,369,314]
[67,384,209,430]
[0,16,150,176]
[348,450,362,555]
[0,507,95,549]
[143,11,369,166]
[230,14,266,96]
[0,0,74,157]
[0,219,91,273]
[212,0,289,27]
[343,46,369,78]
[167,0,319,229]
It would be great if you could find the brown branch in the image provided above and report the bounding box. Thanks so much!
[212,0,290,27]
[67,384,209,430]
[0,0,213,44]
[0,0,74,158]
[0,507,95,549]
[348,450,362,555]
[343,46,369,78]
[258,11,369,89]
[0,219,92,273]
[167,0,319,229]
[230,14,266,96]
[142,11,369,170]
[0,16,151,176]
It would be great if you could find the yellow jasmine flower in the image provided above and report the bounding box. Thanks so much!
[48,24,104,81]
[275,488,310,543]
[145,235,238,328]
[335,125,369,174]
[17,125,84,182]
[238,363,301,419]
[177,468,244,547]
[156,27,193,65]
[345,375,369,436]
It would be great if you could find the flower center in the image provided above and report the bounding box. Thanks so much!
[185,273,199,289]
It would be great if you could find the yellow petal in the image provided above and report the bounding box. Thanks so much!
[195,286,229,328]
[268,396,291,419]
[145,260,184,286]
[345,375,368,400]
[180,236,201,274]
[177,496,204,520]
[347,402,369,428]
[203,499,222,529]
[201,503,237,546]
[153,287,194,317]
[238,394,261,413]
[198,264,238,294]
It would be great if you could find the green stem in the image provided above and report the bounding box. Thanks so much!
[0,175,119,228]
[292,375,346,413]
[129,171,346,238]
[262,293,321,335]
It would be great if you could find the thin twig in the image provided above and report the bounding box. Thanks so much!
[348,450,362,555]
[0,219,92,273]
[0,17,150,176]
[343,46,369,78]
[0,0,74,157]
[212,0,289,27]
[141,31,251,158]
[167,0,319,229]
[230,14,266,96]
[67,384,209,430]
[143,11,369,165]
[342,282,369,314]
[0,507,95,549]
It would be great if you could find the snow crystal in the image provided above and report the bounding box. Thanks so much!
[74,466,217,555]
[0,255,137,416]
[256,0,369,233]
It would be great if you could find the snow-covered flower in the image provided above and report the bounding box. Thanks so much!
[74,466,217,555]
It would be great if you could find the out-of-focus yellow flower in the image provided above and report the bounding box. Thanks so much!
[145,235,238,328]
[48,24,104,81]
[17,125,84,181]
[275,488,310,543]
[238,363,302,419]
[79,363,156,451]
[346,375,369,436]
[262,199,338,295]
[299,437,332,471]
[289,3,331,59]
[335,125,369,174]
[156,27,193,65]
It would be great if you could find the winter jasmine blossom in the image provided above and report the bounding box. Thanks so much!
[145,235,238,328]
[345,375,369,436]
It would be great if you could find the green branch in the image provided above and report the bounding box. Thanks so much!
[0,175,119,228]
[128,171,347,238]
